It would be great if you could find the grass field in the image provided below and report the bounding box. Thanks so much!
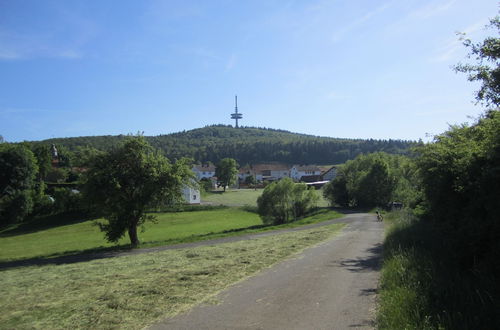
[202,189,263,206]
[203,188,330,207]
[0,208,343,262]
[1,223,344,329]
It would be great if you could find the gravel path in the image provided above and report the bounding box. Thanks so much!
[150,213,383,330]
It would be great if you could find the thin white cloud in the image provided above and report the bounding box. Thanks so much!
[430,20,487,62]
[411,0,457,19]
[331,2,394,42]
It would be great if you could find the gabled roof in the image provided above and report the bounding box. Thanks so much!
[292,165,321,172]
[250,164,289,172]
[320,166,337,175]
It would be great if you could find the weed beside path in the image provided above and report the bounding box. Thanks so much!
[0,224,344,330]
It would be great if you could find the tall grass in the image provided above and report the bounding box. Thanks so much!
[377,210,500,329]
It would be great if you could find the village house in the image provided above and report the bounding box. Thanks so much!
[290,165,322,181]
[182,185,201,204]
[192,164,216,180]
[239,164,290,182]
[320,166,337,181]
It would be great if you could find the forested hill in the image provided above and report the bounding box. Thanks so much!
[35,125,416,165]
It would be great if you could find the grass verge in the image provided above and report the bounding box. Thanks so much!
[377,210,500,329]
[1,223,344,329]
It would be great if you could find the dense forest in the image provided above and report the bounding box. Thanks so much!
[32,125,416,165]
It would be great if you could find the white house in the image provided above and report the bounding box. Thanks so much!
[321,166,337,181]
[250,164,290,182]
[192,164,216,180]
[182,186,201,204]
[290,165,322,181]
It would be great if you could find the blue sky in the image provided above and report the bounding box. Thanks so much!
[0,0,497,142]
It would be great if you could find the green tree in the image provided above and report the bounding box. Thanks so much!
[215,158,238,192]
[323,174,349,207]
[257,178,317,225]
[455,16,500,107]
[323,152,414,208]
[84,137,192,246]
[0,144,39,225]
[31,145,52,181]
[72,145,105,167]
[244,174,256,186]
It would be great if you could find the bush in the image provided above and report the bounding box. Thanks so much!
[257,178,318,225]
[0,144,38,225]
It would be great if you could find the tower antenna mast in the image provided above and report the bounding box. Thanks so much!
[230,95,243,128]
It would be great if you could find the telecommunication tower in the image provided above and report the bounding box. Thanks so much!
[230,95,243,128]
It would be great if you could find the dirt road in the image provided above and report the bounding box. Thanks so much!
[151,213,383,329]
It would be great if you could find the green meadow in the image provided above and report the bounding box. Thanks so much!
[203,188,330,207]
[0,207,342,262]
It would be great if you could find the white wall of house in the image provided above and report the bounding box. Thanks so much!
[182,186,201,204]
[192,166,216,180]
[270,170,290,180]
[290,166,321,180]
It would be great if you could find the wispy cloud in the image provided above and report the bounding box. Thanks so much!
[430,20,486,62]
[411,0,456,19]
[331,2,394,42]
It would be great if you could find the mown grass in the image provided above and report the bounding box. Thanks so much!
[0,223,344,329]
[0,208,343,262]
[377,210,500,329]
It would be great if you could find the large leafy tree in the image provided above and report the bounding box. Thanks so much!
[215,158,238,192]
[323,152,417,208]
[84,137,192,246]
[455,16,500,107]
[0,144,39,225]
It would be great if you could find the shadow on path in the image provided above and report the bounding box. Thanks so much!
[339,243,383,273]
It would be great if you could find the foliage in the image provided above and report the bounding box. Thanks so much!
[32,125,415,165]
[198,177,213,192]
[0,144,39,225]
[323,174,349,207]
[416,111,500,275]
[30,144,52,181]
[72,145,105,167]
[257,178,318,225]
[455,16,500,107]
[378,210,500,329]
[323,152,418,208]
[45,167,69,183]
[83,136,193,246]
[215,158,238,192]
[244,174,257,185]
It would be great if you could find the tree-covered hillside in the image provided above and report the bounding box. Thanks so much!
[33,125,416,164]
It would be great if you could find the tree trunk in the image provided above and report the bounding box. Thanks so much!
[128,223,140,246]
